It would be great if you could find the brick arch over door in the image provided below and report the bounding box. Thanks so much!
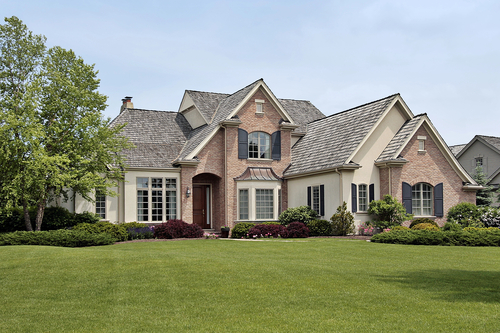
[192,173,224,230]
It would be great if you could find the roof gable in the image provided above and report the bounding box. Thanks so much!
[285,94,399,176]
[456,135,500,159]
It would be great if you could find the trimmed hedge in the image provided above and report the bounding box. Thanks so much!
[409,218,438,229]
[127,227,155,240]
[0,230,115,247]
[231,222,255,239]
[371,229,500,246]
[411,223,440,231]
[308,219,332,236]
[72,221,128,242]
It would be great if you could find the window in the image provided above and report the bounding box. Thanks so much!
[475,157,483,167]
[137,177,177,222]
[248,132,270,159]
[312,186,320,214]
[255,99,264,113]
[418,136,426,151]
[256,189,274,220]
[308,185,324,216]
[239,189,249,220]
[95,190,106,219]
[358,184,367,211]
[412,183,433,216]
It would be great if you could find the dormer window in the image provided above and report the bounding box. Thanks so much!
[255,99,265,114]
[249,132,270,159]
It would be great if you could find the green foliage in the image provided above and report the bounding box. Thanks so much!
[411,223,440,231]
[447,202,483,227]
[390,226,410,231]
[0,17,132,231]
[473,166,494,206]
[307,219,332,236]
[118,222,147,229]
[0,229,115,247]
[330,202,355,236]
[230,222,255,238]
[261,222,281,225]
[409,218,439,229]
[442,222,462,232]
[368,195,412,228]
[72,221,128,242]
[71,211,100,226]
[478,206,500,228]
[279,205,318,226]
[371,229,500,246]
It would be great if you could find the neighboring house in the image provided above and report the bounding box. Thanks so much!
[63,79,478,229]
[451,135,500,203]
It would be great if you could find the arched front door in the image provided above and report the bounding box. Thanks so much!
[193,184,211,229]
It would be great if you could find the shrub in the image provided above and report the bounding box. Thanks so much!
[247,224,288,238]
[368,195,412,228]
[153,219,202,239]
[308,219,332,236]
[231,222,255,239]
[279,206,318,226]
[73,221,128,242]
[371,229,500,246]
[119,222,148,229]
[0,230,115,247]
[261,222,281,225]
[447,202,482,227]
[71,211,100,226]
[442,222,462,232]
[411,223,440,231]
[127,227,155,240]
[409,218,438,229]
[39,206,74,230]
[391,226,410,231]
[286,222,309,238]
[478,206,500,228]
[331,202,355,236]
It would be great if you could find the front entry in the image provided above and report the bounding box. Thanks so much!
[193,184,211,229]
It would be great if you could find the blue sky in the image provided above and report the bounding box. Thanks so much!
[2,0,499,145]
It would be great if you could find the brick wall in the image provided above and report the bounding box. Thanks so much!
[181,88,292,229]
[380,125,476,225]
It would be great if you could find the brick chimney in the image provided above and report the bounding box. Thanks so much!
[120,96,134,113]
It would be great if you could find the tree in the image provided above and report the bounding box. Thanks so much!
[0,16,132,231]
[368,195,413,229]
[473,165,493,206]
[330,202,355,236]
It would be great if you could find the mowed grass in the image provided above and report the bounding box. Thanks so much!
[1,239,499,332]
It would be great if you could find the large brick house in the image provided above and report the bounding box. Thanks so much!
[66,79,478,229]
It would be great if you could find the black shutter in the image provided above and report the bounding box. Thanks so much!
[307,186,312,207]
[271,131,281,160]
[402,182,412,214]
[369,183,375,203]
[434,183,443,217]
[351,183,357,213]
[238,128,248,159]
[320,184,325,216]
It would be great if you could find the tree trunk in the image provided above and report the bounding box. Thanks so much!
[35,198,46,231]
[22,199,33,231]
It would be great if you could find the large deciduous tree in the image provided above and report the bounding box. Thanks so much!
[0,16,131,231]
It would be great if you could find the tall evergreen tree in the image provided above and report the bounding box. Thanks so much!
[473,165,493,206]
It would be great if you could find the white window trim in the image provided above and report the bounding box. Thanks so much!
[417,136,427,152]
[412,182,433,217]
[136,177,178,223]
[248,131,271,159]
[255,99,265,114]
[236,181,281,221]
[358,184,368,212]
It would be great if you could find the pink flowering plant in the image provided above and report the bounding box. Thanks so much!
[204,232,219,239]
[358,222,374,236]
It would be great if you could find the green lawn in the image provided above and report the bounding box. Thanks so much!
[1,239,499,332]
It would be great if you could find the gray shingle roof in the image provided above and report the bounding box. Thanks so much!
[286,94,398,176]
[449,144,466,156]
[186,90,229,122]
[278,98,325,132]
[234,167,281,181]
[111,109,190,168]
[376,114,423,162]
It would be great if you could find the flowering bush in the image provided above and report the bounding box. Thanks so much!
[204,233,219,239]
[286,222,309,238]
[127,226,155,240]
[447,202,483,227]
[247,224,288,239]
[478,206,500,228]
[358,223,374,235]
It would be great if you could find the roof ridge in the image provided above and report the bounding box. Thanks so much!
[125,108,177,113]
[278,97,312,103]
[478,134,500,139]
[186,89,230,96]
[308,93,400,125]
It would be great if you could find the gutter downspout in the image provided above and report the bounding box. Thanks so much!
[388,165,392,196]
[224,126,228,228]
[334,168,343,203]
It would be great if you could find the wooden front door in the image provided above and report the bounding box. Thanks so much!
[193,184,211,229]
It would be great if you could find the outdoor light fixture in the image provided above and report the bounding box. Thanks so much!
[186,186,191,198]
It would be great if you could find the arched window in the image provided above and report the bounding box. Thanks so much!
[248,132,270,159]
[412,183,433,216]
